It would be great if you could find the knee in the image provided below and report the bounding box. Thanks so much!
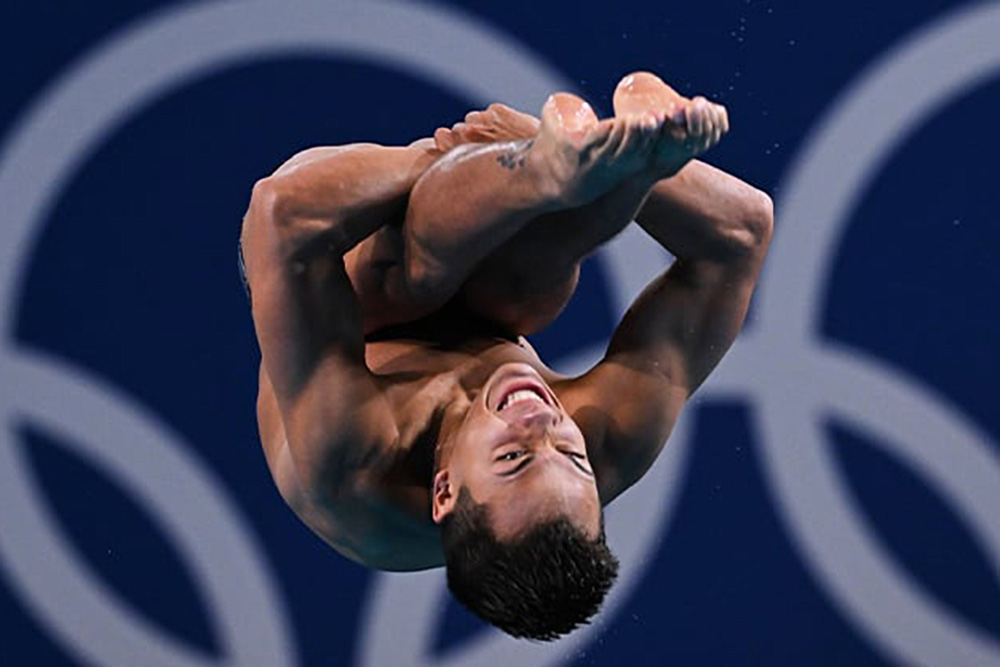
[401,260,454,313]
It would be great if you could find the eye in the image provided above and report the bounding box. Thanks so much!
[561,449,594,474]
[497,450,526,462]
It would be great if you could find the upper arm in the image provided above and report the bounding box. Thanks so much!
[242,177,364,392]
[566,230,771,503]
[240,163,399,498]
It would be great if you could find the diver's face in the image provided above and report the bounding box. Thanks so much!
[433,363,601,540]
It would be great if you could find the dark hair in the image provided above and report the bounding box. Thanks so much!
[440,487,619,641]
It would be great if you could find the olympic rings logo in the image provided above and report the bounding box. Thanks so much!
[0,2,998,666]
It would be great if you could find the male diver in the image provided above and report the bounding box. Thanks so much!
[240,72,772,640]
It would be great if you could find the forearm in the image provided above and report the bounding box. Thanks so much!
[240,145,434,394]
[400,139,562,299]
[256,143,437,257]
[636,160,773,262]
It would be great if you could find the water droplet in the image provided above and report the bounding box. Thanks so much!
[789,39,797,46]
[953,219,961,226]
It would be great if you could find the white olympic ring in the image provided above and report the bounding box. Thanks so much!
[2,1,998,666]
[0,1,688,666]
[710,3,1000,665]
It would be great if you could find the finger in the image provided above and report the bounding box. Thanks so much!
[665,104,687,146]
[487,102,518,120]
[691,97,708,139]
[708,123,722,152]
[707,106,723,148]
[495,102,541,129]
[712,103,726,133]
[434,126,455,152]
[705,116,720,152]
[681,102,695,136]
[668,102,685,127]
[700,106,716,152]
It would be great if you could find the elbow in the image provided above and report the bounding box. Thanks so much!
[248,176,343,258]
[750,189,775,244]
[729,188,774,259]
[249,176,294,228]
[403,256,451,312]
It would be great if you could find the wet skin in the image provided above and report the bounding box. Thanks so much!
[242,71,772,571]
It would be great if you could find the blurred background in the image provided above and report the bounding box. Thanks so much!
[1,1,998,665]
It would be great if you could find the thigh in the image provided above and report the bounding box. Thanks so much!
[457,194,633,334]
[460,258,581,335]
[345,224,436,334]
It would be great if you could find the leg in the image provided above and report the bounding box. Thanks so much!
[389,93,668,331]
[438,76,724,334]
[457,173,659,334]
[612,73,769,266]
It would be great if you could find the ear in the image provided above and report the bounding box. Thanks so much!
[431,470,457,524]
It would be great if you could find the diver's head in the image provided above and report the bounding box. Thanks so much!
[433,363,618,640]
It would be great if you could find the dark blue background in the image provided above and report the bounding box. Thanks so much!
[2,1,998,665]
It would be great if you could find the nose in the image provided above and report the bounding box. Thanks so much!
[513,404,560,431]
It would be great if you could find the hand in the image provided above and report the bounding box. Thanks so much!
[434,103,541,152]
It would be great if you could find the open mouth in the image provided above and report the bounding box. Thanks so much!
[487,364,556,414]
[497,384,548,412]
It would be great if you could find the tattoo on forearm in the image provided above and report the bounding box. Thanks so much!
[496,139,534,170]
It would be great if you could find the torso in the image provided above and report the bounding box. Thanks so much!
[266,304,570,571]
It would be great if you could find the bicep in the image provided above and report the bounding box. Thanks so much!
[607,252,764,395]
[241,179,367,400]
[241,182,397,497]
[562,362,687,504]
[567,252,766,502]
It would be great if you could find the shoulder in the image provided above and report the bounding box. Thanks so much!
[290,476,445,571]
[554,362,688,504]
